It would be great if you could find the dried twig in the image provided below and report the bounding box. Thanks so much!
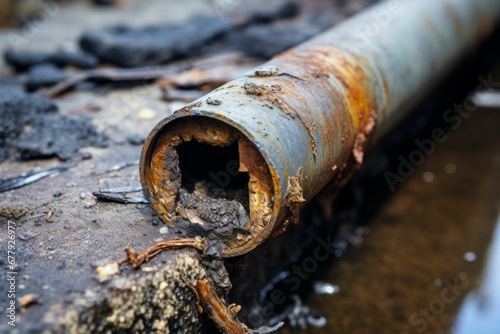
[118,237,206,268]
[184,278,284,334]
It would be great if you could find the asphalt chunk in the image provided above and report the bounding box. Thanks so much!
[16,115,109,160]
[25,64,71,92]
[0,89,57,162]
[4,49,99,72]
[79,16,233,67]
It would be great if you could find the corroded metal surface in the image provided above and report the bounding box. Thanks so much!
[141,0,500,257]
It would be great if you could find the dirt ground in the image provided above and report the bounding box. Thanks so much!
[0,1,220,333]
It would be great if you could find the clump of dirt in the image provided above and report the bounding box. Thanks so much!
[0,205,29,220]
[176,185,249,229]
[168,180,252,252]
[0,89,109,161]
[44,252,207,334]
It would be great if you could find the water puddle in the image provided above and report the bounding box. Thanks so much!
[293,104,500,333]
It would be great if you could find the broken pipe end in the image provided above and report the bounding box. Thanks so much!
[140,112,283,257]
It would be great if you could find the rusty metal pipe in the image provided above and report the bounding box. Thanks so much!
[140,0,500,257]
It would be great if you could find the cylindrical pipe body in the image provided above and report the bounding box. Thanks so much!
[141,0,500,256]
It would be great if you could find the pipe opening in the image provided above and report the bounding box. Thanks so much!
[177,141,250,212]
[143,116,276,255]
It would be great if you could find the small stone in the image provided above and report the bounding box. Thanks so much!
[96,262,120,282]
[127,134,146,145]
[137,108,157,120]
[159,226,169,234]
[19,294,39,307]
[84,198,97,208]
[79,192,87,199]
[159,282,168,290]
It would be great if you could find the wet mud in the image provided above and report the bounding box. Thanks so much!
[297,97,500,334]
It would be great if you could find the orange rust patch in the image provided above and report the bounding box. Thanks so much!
[303,45,377,134]
[276,45,378,166]
[273,167,306,237]
[352,109,377,165]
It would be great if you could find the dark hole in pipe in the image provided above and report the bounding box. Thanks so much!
[177,141,250,206]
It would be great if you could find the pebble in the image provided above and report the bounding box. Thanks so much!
[96,262,120,282]
[137,108,157,120]
[159,226,169,234]
[84,198,97,208]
